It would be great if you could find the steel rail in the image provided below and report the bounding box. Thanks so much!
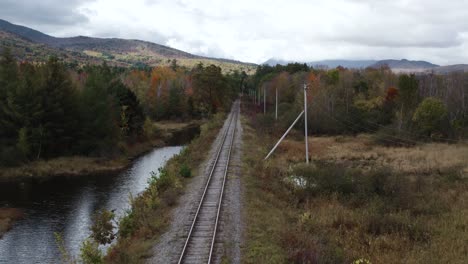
[177,102,239,264]
[207,104,238,263]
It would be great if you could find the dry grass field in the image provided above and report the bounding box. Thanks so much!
[244,126,468,263]
[278,134,468,176]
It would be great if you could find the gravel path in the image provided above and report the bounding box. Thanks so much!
[148,103,243,264]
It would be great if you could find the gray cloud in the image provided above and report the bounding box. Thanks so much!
[1,0,468,65]
[0,0,93,26]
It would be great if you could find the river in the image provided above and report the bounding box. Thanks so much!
[0,146,183,263]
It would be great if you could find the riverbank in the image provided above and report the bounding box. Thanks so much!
[0,208,24,238]
[0,121,202,183]
[105,113,226,263]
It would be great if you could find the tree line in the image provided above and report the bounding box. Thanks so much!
[0,49,243,166]
[247,64,468,144]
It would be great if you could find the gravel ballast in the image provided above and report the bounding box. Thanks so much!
[148,103,244,264]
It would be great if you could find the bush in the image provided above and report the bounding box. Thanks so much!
[179,163,192,178]
[90,209,116,245]
[80,239,103,264]
[118,209,135,238]
[413,97,448,137]
[292,163,356,196]
[155,167,173,191]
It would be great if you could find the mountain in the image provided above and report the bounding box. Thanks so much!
[263,57,452,73]
[0,30,103,65]
[430,64,468,74]
[264,59,376,69]
[309,60,376,69]
[370,59,438,73]
[0,19,256,73]
[263,58,292,66]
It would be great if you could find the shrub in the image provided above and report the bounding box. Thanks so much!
[292,163,356,196]
[179,163,192,178]
[155,167,173,191]
[80,239,103,264]
[412,97,448,137]
[118,209,135,238]
[90,209,116,245]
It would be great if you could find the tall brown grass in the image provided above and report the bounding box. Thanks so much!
[242,106,468,264]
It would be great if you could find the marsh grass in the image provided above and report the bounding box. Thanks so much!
[242,105,468,264]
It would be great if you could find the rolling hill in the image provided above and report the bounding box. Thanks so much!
[370,59,439,73]
[264,58,439,71]
[264,58,468,74]
[430,64,468,74]
[0,19,256,73]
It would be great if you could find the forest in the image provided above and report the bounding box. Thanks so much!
[0,48,244,167]
[248,63,468,143]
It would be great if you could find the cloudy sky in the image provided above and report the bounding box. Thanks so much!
[1,0,468,65]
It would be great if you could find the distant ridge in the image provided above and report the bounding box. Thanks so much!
[428,64,468,74]
[309,60,377,69]
[0,19,256,72]
[264,59,377,69]
[370,59,438,72]
[263,57,468,74]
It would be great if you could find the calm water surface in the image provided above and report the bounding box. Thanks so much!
[0,146,182,263]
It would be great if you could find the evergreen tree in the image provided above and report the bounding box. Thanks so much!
[36,57,79,158]
[0,48,19,146]
[78,65,119,155]
[108,80,144,138]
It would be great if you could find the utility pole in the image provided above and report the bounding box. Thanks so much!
[304,83,309,164]
[275,87,278,120]
[264,86,266,114]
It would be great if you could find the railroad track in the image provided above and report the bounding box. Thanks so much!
[178,101,239,264]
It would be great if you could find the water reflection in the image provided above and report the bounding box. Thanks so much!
[0,146,182,263]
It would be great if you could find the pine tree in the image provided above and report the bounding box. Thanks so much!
[35,57,79,158]
[78,64,119,155]
[0,48,19,146]
[108,80,144,138]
